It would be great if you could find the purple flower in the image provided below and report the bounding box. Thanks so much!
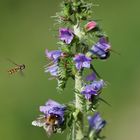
[40,100,66,123]
[81,84,97,100]
[81,80,104,100]
[45,63,58,76]
[73,54,91,70]
[91,37,111,59]
[59,28,74,44]
[91,80,105,91]
[88,113,106,133]
[86,73,96,81]
[45,49,62,62]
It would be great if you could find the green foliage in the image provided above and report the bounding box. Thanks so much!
[57,57,75,92]
[55,0,93,25]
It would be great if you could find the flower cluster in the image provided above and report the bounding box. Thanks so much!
[32,0,112,139]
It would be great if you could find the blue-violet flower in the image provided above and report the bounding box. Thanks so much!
[88,113,106,133]
[81,80,104,100]
[91,37,111,59]
[73,54,91,70]
[40,99,66,123]
[45,49,62,62]
[59,28,74,44]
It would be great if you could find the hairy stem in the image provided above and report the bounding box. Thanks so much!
[75,71,83,109]
[73,71,84,140]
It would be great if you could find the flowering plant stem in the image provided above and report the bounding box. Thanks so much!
[74,71,84,140]
[32,0,111,139]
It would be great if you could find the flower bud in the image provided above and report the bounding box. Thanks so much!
[85,21,97,31]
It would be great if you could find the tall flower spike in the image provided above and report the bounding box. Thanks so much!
[33,0,111,139]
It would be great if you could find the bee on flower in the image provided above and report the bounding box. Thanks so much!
[32,100,66,136]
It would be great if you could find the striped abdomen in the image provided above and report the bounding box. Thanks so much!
[8,67,20,74]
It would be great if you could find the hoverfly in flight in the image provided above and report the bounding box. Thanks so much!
[7,58,25,75]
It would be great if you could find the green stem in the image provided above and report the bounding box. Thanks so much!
[75,71,83,110]
[73,71,84,140]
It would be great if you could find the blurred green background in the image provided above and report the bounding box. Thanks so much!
[0,0,140,139]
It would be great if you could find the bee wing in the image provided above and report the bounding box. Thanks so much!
[43,125,53,136]
[32,115,46,127]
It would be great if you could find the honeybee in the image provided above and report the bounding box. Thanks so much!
[32,114,60,136]
[7,59,25,75]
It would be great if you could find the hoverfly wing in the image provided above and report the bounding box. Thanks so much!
[19,70,25,77]
[6,58,19,66]
[32,115,46,127]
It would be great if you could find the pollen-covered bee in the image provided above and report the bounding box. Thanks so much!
[32,114,60,136]
[7,59,25,75]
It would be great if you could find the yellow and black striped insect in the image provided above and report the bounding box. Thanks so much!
[7,59,25,75]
